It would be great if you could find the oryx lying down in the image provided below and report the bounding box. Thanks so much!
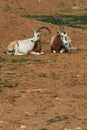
[7,26,51,55]
[50,16,77,53]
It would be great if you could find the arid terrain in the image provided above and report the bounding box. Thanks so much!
[0,0,87,130]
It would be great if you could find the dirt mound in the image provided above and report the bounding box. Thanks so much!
[0,12,53,53]
[0,1,87,130]
[0,0,87,15]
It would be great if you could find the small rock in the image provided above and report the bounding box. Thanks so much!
[76,127,81,130]
[20,125,27,129]
[0,120,3,124]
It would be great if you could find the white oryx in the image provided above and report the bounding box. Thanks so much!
[50,16,77,53]
[7,26,51,55]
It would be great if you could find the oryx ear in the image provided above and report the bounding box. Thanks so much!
[57,31,60,35]
[57,31,60,34]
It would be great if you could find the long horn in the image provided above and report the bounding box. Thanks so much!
[58,17,66,33]
[53,15,66,33]
[36,26,51,33]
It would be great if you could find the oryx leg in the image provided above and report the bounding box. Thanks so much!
[14,43,26,55]
[7,41,17,54]
[70,46,78,50]
[31,51,44,55]
[60,48,65,53]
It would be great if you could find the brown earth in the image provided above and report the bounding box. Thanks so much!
[0,0,87,130]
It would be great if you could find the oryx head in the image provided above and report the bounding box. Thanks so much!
[60,31,72,50]
[32,26,51,42]
[54,16,72,50]
[31,29,42,42]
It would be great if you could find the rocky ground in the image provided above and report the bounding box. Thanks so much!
[0,0,87,130]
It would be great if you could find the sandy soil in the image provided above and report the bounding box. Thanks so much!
[0,0,87,130]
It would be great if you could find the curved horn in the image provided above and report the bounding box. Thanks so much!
[36,26,51,33]
[31,29,36,34]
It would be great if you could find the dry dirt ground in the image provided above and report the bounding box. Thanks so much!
[0,0,87,130]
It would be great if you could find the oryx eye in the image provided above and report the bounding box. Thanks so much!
[61,35,63,38]
[65,37,67,41]
[65,43,68,46]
